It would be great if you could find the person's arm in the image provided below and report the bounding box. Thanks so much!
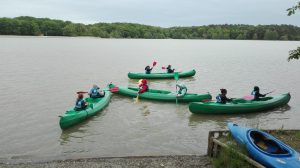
[258,92,266,97]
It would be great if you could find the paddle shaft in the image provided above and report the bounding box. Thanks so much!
[77,87,119,94]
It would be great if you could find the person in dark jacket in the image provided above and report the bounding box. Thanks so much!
[89,85,105,98]
[145,65,153,74]
[216,89,232,104]
[251,86,266,101]
[166,65,175,73]
[75,93,88,110]
[138,79,149,93]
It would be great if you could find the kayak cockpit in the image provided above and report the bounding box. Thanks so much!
[250,131,289,155]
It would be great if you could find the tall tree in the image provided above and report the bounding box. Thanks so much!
[287,1,300,61]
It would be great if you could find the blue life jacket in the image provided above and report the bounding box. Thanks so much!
[90,88,100,97]
[75,99,86,109]
[251,90,256,96]
[216,95,222,103]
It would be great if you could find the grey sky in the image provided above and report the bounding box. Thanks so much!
[0,0,299,27]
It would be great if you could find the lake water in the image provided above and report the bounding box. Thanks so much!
[0,36,299,163]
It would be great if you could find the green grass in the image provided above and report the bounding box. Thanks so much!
[212,144,254,168]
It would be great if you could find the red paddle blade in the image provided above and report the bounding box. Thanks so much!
[153,61,157,66]
[243,95,254,100]
[109,87,119,92]
[77,91,88,94]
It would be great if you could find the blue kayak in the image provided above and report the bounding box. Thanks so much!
[228,122,300,168]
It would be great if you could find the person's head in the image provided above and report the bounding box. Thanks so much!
[77,93,84,100]
[220,88,227,95]
[167,65,171,68]
[93,84,99,89]
[142,79,147,85]
[254,86,260,91]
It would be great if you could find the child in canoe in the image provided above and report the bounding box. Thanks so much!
[75,93,88,110]
[251,86,266,101]
[138,79,148,93]
[89,84,105,98]
[166,65,175,73]
[145,65,153,74]
[176,83,187,97]
[216,89,232,104]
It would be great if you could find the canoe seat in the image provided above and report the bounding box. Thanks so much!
[250,131,289,154]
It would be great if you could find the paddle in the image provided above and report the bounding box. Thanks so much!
[135,80,143,103]
[243,90,275,100]
[135,92,140,103]
[174,72,179,105]
[152,61,157,69]
[76,87,119,94]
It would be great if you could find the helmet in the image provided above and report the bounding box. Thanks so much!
[254,86,259,91]
[142,79,147,84]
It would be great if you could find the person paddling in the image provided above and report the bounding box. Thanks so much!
[251,86,266,101]
[89,84,105,98]
[216,89,232,104]
[138,79,149,93]
[166,65,175,73]
[145,65,153,74]
[176,83,187,97]
[75,93,88,110]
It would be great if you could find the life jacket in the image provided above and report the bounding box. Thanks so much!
[251,90,256,96]
[216,94,222,103]
[90,88,100,97]
[75,99,86,109]
[139,84,149,93]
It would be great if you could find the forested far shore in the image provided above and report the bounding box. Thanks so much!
[1,16,300,40]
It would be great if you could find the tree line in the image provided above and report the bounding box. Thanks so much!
[0,16,300,41]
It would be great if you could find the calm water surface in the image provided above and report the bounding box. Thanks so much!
[0,36,299,163]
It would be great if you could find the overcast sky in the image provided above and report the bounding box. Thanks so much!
[0,0,299,27]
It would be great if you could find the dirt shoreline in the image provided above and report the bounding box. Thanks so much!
[0,155,212,168]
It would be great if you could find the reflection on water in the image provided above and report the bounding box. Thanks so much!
[60,126,88,145]
[188,104,292,129]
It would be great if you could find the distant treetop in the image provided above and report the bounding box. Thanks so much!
[0,16,300,41]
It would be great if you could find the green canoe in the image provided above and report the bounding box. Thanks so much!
[189,93,291,114]
[108,83,211,103]
[59,87,112,129]
[127,69,196,79]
